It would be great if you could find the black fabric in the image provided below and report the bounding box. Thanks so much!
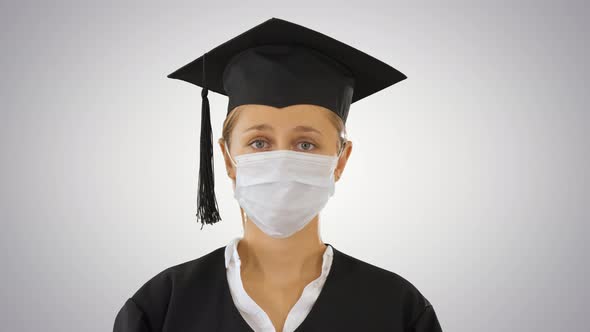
[166,17,407,123]
[223,44,355,124]
[113,244,443,332]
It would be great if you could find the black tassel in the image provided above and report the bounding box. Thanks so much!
[196,53,221,229]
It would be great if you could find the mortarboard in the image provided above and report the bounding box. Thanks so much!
[167,17,407,228]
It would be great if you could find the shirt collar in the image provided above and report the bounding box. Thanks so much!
[224,236,242,268]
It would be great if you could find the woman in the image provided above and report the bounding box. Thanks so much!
[114,17,443,332]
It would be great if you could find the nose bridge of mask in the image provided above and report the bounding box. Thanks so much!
[234,150,338,187]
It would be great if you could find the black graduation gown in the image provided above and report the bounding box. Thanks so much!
[113,244,443,332]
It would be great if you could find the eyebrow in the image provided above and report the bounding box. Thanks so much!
[293,125,322,136]
[244,124,274,133]
[243,124,322,136]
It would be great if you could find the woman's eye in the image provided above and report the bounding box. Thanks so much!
[248,139,315,151]
[249,139,268,150]
[298,141,316,151]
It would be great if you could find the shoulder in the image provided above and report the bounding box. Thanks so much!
[140,245,224,287]
[132,245,225,302]
[332,246,432,304]
[114,246,226,331]
[330,246,436,327]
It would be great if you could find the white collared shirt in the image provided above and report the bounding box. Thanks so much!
[224,236,334,332]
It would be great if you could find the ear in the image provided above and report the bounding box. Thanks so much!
[218,138,236,182]
[334,140,353,182]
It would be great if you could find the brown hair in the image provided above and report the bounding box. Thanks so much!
[222,105,348,154]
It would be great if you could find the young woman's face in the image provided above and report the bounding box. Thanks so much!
[218,103,352,183]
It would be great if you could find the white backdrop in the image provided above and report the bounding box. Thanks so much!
[1,1,588,331]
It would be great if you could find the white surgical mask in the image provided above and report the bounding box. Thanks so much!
[225,143,343,238]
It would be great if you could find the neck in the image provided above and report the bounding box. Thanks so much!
[237,211,327,288]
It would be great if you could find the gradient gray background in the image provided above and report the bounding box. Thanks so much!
[1,1,588,331]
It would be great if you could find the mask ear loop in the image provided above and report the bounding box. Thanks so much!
[337,141,347,159]
[224,139,238,168]
[334,141,347,180]
[225,140,249,225]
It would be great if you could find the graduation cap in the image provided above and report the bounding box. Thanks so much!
[167,17,407,228]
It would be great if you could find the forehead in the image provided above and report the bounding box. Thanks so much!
[232,104,335,129]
